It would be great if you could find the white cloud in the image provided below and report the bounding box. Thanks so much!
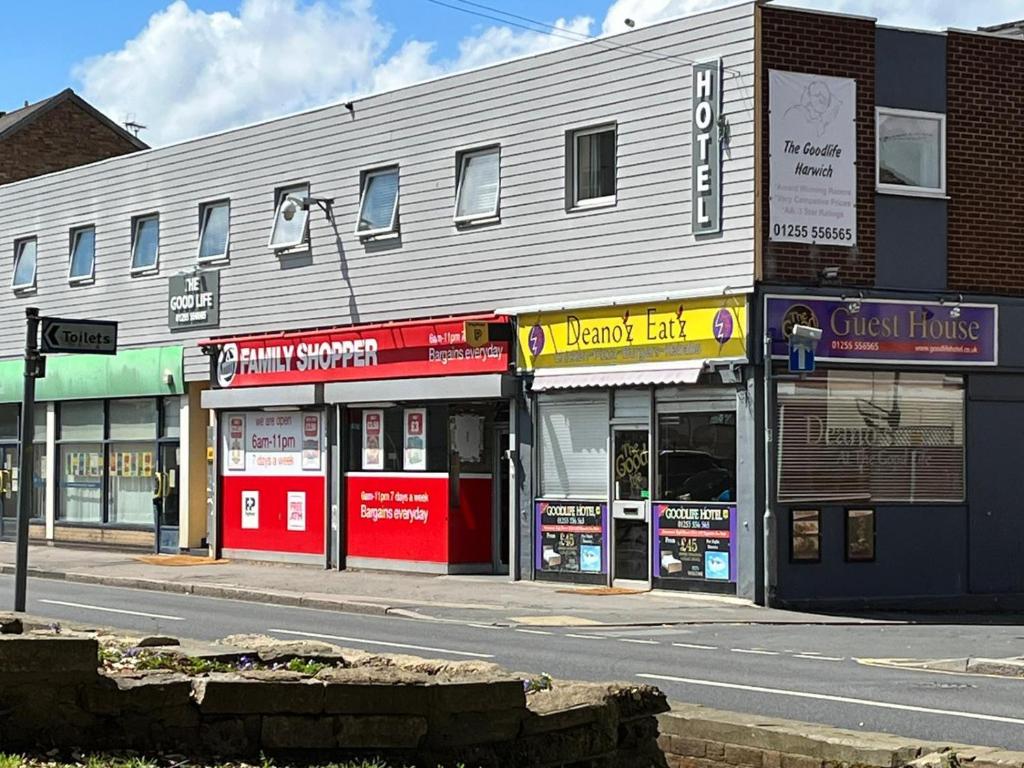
[75,0,592,146]
[601,0,1024,34]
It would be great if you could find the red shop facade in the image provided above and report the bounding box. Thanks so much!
[200,314,516,573]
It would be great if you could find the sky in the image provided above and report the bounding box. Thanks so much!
[2,0,1021,147]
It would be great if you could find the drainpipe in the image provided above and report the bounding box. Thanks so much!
[762,331,776,607]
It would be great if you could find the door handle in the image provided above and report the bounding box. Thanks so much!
[153,472,164,500]
[1,470,11,498]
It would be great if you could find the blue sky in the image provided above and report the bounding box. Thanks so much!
[3,0,1020,146]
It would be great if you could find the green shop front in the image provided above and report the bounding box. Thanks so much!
[0,345,205,552]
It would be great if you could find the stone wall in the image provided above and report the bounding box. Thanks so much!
[0,636,669,767]
[658,703,1024,768]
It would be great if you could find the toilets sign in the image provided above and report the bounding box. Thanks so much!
[691,58,722,236]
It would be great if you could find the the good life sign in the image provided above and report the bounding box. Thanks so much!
[691,59,722,236]
[769,70,857,247]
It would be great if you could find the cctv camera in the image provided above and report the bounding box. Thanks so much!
[281,196,305,222]
[790,324,823,343]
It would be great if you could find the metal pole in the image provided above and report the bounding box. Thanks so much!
[14,307,40,613]
[762,331,776,608]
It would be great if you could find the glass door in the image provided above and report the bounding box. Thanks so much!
[0,445,18,540]
[612,427,649,582]
[154,442,180,553]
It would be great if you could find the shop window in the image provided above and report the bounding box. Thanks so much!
[57,398,167,527]
[68,226,96,283]
[356,167,400,238]
[454,147,500,223]
[130,214,160,273]
[846,509,875,562]
[269,184,310,251]
[348,405,446,473]
[0,404,18,441]
[198,200,230,262]
[776,371,964,503]
[162,397,181,439]
[12,237,37,292]
[31,406,46,521]
[656,411,736,502]
[791,509,820,562]
[449,403,494,475]
[569,124,616,208]
[876,108,945,196]
[538,397,608,499]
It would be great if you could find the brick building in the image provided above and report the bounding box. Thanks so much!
[0,89,146,185]
[758,4,1024,608]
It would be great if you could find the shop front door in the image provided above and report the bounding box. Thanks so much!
[493,428,510,573]
[612,427,649,583]
[154,443,180,553]
[0,445,18,540]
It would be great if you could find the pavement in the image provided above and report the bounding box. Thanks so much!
[0,540,883,627]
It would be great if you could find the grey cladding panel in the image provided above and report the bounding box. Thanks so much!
[0,3,755,379]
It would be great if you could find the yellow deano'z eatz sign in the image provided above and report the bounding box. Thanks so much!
[517,296,747,371]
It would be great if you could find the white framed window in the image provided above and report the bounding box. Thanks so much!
[268,184,310,251]
[570,124,616,208]
[130,214,160,273]
[454,147,500,223]
[198,200,230,262]
[356,167,399,237]
[68,226,96,283]
[12,237,37,291]
[876,108,946,196]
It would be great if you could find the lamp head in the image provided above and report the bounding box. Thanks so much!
[281,196,305,222]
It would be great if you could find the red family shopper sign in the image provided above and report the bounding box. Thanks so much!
[209,315,510,388]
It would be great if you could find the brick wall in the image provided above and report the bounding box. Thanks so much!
[0,99,141,185]
[946,31,1024,295]
[759,6,876,287]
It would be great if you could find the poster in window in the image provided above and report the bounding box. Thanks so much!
[653,503,736,582]
[362,410,384,470]
[287,491,306,531]
[535,501,606,575]
[404,408,427,471]
[241,490,259,529]
[301,413,321,471]
[227,414,246,471]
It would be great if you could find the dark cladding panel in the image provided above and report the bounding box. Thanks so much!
[875,195,947,291]
[875,28,946,112]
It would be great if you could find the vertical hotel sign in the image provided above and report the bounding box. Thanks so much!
[692,59,722,236]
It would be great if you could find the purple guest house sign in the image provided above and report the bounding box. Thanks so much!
[766,295,998,366]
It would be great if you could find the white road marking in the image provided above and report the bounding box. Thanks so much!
[565,633,606,640]
[731,648,779,656]
[673,642,718,650]
[516,629,553,636]
[468,623,503,630]
[795,654,844,662]
[637,673,1024,726]
[38,599,184,622]
[620,638,659,645]
[267,628,494,659]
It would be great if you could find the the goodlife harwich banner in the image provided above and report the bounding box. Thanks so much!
[769,70,857,247]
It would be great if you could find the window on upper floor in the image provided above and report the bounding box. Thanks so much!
[876,108,945,196]
[356,167,399,238]
[198,200,230,262]
[12,237,37,292]
[68,226,96,284]
[569,124,616,209]
[130,214,160,274]
[269,184,310,251]
[454,147,500,223]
